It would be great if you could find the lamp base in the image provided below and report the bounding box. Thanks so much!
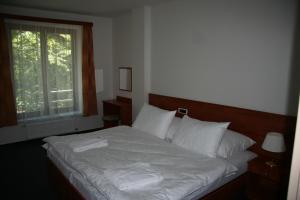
[265,161,277,168]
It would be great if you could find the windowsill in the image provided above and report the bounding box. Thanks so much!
[0,114,102,145]
[18,112,83,125]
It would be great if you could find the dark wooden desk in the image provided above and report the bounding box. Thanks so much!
[102,96,132,128]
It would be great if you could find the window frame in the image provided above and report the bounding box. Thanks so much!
[6,19,83,122]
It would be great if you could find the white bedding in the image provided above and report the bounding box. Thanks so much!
[44,126,240,200]
[104,162,164,191]
[69,138,108,152]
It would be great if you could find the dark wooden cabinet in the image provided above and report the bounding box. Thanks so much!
[102,96,132,128]
[246,157,287,200]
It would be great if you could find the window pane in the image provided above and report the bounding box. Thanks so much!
[11,29,44,118]
[47,32,74,114]
[8,22,81,122]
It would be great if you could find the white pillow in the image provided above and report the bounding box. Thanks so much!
[172,115,230,157]
[165,117,182,142]
[217,129,256,158]
[133,104,176,139]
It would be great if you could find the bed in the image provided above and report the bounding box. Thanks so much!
[45,93,295,200]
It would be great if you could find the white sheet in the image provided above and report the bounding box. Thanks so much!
[44,126,240,200]
[104,162,163,191]
[174,150,257,200]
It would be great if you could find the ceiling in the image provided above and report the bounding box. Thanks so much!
[0,0,171,17]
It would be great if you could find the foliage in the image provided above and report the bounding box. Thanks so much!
[11,28,75,118]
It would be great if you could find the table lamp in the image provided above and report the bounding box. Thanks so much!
[262,132,286,167]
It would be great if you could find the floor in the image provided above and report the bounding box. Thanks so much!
[0,139,58,199]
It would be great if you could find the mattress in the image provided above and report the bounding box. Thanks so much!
[45,126,251,200]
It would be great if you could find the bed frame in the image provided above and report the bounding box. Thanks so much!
[47,93,296,200]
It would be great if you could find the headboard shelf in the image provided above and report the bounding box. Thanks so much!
[149,93,296,160]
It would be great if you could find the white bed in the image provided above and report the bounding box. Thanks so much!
[44,126,254,200]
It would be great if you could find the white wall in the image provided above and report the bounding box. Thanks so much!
[151,0,298,115]
[112,7,152,119]
[112,12,132,99]
[131,6,152,118]
[0,5,113,144]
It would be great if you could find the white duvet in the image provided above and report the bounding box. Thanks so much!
[104,162,164,191]
[44,126,238,200]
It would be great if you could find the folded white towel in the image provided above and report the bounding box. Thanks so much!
[70,138,108,152]
[104,162,163,191]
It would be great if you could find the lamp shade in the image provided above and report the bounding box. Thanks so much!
[262,132,286,153]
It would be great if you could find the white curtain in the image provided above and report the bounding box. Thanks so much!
[7,21,79,122]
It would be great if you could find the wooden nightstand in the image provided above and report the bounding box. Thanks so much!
[246,157,287,200]
[102,96,132,128]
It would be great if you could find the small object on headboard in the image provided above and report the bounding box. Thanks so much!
[178,108,188,115]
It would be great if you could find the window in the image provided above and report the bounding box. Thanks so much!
[7,21,82,121]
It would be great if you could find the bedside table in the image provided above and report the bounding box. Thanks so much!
[246,157,286,200]
[102,96,132,128]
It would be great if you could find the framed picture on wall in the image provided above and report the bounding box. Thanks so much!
[119,67,132,91]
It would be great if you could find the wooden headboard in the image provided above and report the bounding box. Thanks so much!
[149,93,296,160]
